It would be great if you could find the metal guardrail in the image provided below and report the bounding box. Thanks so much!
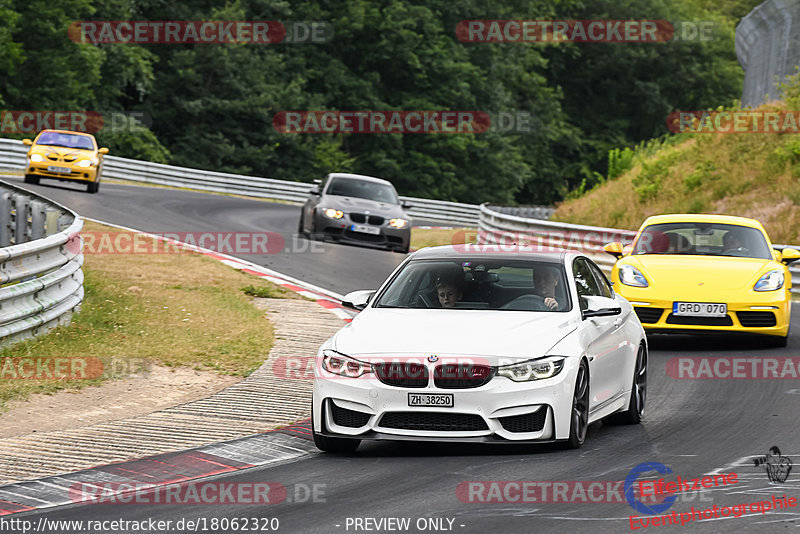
[736,0,800,108]
[0,138,495,227]
[478,204,800,295]
[0,180,83,346]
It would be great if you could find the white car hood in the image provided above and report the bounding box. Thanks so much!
[333,309,577,362]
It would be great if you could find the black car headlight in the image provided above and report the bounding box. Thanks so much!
[496,356,566,382]
[321,349,372,378]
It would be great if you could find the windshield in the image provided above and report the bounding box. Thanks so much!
[326,177,399,204]
[374,259,571,312]
[631,222,772,259]
[36,131,95,150]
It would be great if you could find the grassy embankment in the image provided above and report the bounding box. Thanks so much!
[550,103,800,245]
[0,220,296,409]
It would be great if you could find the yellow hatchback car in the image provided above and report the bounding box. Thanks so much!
[23,129,109,193]
[604,214,799,347]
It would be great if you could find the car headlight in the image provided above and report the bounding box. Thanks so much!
[496,356,565,382]
[619,264,649,287]
[754,269,784,291]
[30,154,43,162]
[321,350,372,378]
[389,218,408,228]
[77,159,94,168]
[323,208,344,219]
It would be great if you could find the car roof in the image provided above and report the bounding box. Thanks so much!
[36,129,96,138]
[640,213,764,230]
[410,244,574,263]
[327,173,395,187]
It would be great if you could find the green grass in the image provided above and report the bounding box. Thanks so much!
[0,221,292,410]
[551,102,800,245]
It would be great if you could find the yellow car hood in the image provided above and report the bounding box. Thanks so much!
[31,146,94,156]
[623,255,777,291]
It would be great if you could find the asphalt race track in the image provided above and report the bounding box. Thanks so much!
[5,178,800,533]
[5,177,412,295]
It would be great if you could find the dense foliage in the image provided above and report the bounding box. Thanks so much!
[0,0,759,204]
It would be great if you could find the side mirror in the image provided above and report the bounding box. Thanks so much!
[581,295,622,320]
[98,147,109,154]
[604,242,624,259]
[22,139,32,146]
[779,247,800,265]
[401,201,412,209]
[341,290,376,311]
[308,186,320,195]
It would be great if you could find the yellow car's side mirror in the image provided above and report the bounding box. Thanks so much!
[98,147,109,155]
[22,139,32,146]
[604,242,624,259]
[779,247,800,265]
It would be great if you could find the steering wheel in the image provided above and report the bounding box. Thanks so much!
[721,246,748,256]
[501,293,550,311]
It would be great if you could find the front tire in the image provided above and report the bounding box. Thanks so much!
[24,174,39,185]
[606,344,647,425]
[87,180,99,194]
[562,359,589,449]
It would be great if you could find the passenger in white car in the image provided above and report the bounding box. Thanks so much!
[436,277,463,308]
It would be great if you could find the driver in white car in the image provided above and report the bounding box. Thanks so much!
[534,266,561,310]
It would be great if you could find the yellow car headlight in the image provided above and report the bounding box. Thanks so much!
[30,154,43,162]
[620,264,649,287]
[323,208,344,219]
[754,269,784,291]
[77,159,94,168]
[389,218,408,228]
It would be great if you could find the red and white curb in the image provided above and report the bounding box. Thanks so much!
[85,218,358,322]
[0,221,358,516]
[0,421,315,516]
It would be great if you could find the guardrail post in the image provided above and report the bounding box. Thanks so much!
[45,208,59,236]
[14,194,29,244]
[0,192,10,247]
[30,201,46,240]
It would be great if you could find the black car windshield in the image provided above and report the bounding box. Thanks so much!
[374,258,571,312]
[326,177,398,204]
[36,132,95,150]
[631,222,772,259]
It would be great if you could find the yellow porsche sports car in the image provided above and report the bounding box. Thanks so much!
[23,129,109,194]
[604,214,799,347]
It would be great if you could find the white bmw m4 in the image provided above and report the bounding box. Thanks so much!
[312,245,647,451]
